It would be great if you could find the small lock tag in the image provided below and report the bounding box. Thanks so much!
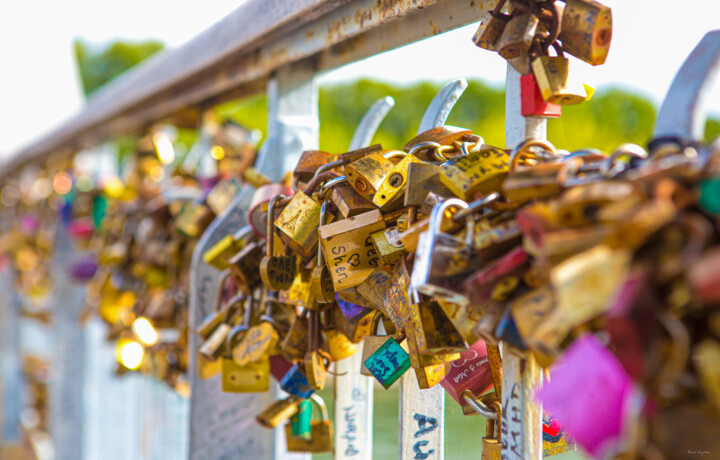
[363,336,411,389]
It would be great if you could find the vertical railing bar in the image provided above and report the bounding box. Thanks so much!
[501,65,545,460]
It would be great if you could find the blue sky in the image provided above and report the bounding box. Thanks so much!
[1,0,719,156]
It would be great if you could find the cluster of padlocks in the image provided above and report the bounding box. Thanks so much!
[5,0,720,458]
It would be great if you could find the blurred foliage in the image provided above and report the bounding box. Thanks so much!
[74,39,165,97]
[220,79,720,154]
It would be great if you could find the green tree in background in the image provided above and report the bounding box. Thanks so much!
[74,39,165,97]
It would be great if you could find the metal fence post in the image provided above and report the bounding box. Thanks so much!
[49,225,87,460]
[501,65,545,460]
[187,58,317,460]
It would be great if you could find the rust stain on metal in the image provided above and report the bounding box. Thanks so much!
[306,29,315,41]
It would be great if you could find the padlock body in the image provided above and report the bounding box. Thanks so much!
[221,357,270,393]
[279,363,315,398]
[364,337,411,389]
[520,73,562,118]
[472,12,510,50]
[531,56,587,105]
[497,12,539,60]
[559,0,612,66]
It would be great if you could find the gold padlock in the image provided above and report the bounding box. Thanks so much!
[531,53,587,105]
[285,395,334,453]
[275,190,322,260]
[407,290,467,355]
[330,183,376,218]
[221,325,270,393]
[256,396,303,429]
[324,328,357,362]
[344,152,395,201]
[280,313,310,362]
[355,268,393,311]
[559,0,612,66]
[372,153,423,210]
[497,11,539,60]
[439,146,510,200]
[206,177,241,215]
[318,209,385,291]
[304,310,327,390]
[472,1,510,51]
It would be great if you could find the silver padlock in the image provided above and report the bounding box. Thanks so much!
[409,197,477,305]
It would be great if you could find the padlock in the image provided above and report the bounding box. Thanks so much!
[403,126,480,161]
[497,10,539,60]
[410,198,478,305]
[221,325,270,393]
[404,162,453,213]
[256,396,303,429]
[275,190,322,260]
[372,153,423,210]
[175,201,214,237]
[324,328,357,362]
[205,177,241,215]
[355,268,392,311]
[203,226,251,271]
[403,325,448,389]
[329,183,376,218]
[369,227,405,267]
[310,201,335,304]
[383,259,412,332]
[436,298,484,345]
[278,262,315,307]
[439,146,510,200]
[285,395,334,453]
[231,320,279,366]
[260,195,297,290]
[197,290,237,361]
[344,152,395,201]
[279,362,315,399]
[280,313,309,362]
[441,340,494,407]
[502,139,564,204]
[520,73,562,118]
[531,51,587,105]
[472,0,510,51]
[481,403,502,460]
[294,150,337,185]
[463,247,530,307]
[558,0,612,66]
[318,209,385,290]
[364,334,411,389]
[289,399,312,440]
[407,290,467,355]
[360,311,393,377]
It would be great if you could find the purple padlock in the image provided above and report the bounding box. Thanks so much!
[70,256,98,281]
[336,294,371,322]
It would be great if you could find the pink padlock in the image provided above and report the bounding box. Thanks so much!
[67,218,94,239]
[441,339,494,406]
[248,183,294,236]
[536,334,638,459]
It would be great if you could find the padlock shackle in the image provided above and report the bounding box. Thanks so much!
[225,324,250,359]
[418,79,468,134]
[213,269,232,313]
[430,198,468,235]
[266,194,287,257]
[232,224,253,242]
[452,192,501,222]
[508,138,558,171]
[349,96,395,151]
[462,390,498,420]
[303,171,342,196]
[318,176,348,200]
[316,201,330,265]
[309,393,330,421]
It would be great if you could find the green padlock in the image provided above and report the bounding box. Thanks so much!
[363,335,411,389]
[290,399,312,440]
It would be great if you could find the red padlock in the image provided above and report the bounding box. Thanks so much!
[521,73,561,119]
[440,339,494,407]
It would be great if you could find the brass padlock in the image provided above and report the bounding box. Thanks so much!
[280,313,310,362]
[275,190,322,260]
[330,183,376,218]
[318,209,385,291]
[372,153,423,210]
[439,146,510,200]
[407,290,467,355]
[472,0,510,51]
[344,152,395,201]
[324,327,357,362]
[260,195,297,290]
[370,227,405,267]
[355,268,393,311]
[531,51,587,105]
[405,325,448,389]
[228,240,264,293]
[285,395,334,453]
[360,312,392,377]
[203,226,250,271]
[221,325,270,393]
[256,396,302,429]
[310,201,335,304]
[206,177,241,215]
[497,11,539,60]
[558,0,612,66]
